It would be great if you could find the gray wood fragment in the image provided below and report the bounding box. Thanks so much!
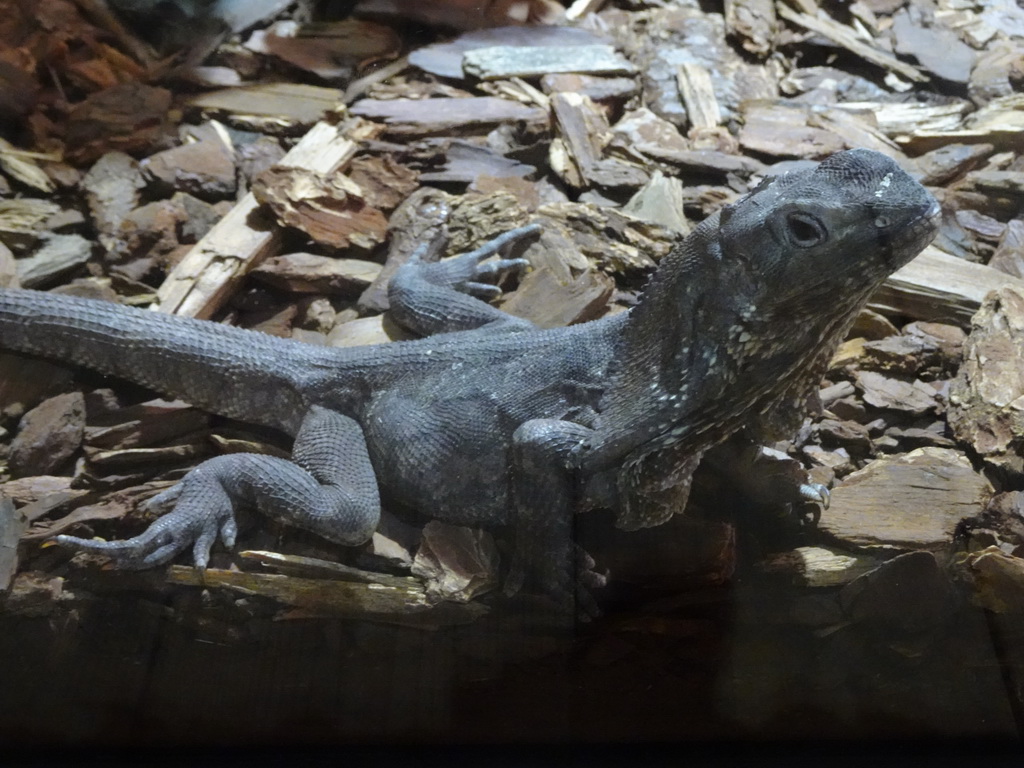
[0,496,24,593]
[622,171,690,234]
[9,392,85,476]
[350,97,547,137]
[409,25,609,79]
[891,7,977,85]
[724,0,776,57]
[16,234,93,289]
[676,62,721,129]
[873,246,1024,325]
[463,45,635,81]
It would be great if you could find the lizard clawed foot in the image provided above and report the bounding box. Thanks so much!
[504,543,606,619]
[421,224,539,298]
[573,546,607,621]
[55,461,239,569]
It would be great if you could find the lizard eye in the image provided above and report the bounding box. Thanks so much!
[785,212,827,248]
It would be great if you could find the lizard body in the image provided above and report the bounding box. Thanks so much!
[0,150,940,610]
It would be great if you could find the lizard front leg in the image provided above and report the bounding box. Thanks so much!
[507,419,607,617]
[388,224,539,335]
[56,407,380,566]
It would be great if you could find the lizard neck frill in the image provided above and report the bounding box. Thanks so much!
[583,232,878,474]
[582,223,742,472]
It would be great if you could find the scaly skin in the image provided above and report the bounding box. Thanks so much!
[0,150,940,613]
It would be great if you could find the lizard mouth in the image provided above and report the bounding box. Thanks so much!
[884,198,941,270]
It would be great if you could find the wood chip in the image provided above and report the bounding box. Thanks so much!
[855,370,937,414]
[499,257,614,328]
[65,82,173,164]
[463,44,635,81]
[251,166,387,250]
[357,186,452,313]
[777,5,927,83]
[540,74,637,102]
[246,19,401,81]
[408,24,609,79]
[990,219,1024,280]
[327,314,415,348]
[872,245,1024,326]
[189,83,345,129]
[820,448,992,554]
[724,0,776,57]
[948,286,1024,478]
[15,234,93,289]
[550,92,648,190]
[535,201,672,274]
[962,546,1024,614]
[0,199,61,237]
[251,253,382,295]
[156,121,356,318]
[621,171,690,234]
[83,399,210,450]
[0,138,54,193]
[8,392,85,476]
[239,550,417,589]
[82,152,146,248]
[891,7,977,84]
[140,132,237,201]
[676,62,721,130]
[410,521,499,603]
[833,101,971,139]
[758,545,879,588]
[0,496,25,592]
[350,97,547,137]
[166,565,486,627]
[739,102,847,159]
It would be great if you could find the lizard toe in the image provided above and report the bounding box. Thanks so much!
[219,515,238,549]
[799,482,831,509]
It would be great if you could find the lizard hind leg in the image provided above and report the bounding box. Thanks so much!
[55,408,382,568]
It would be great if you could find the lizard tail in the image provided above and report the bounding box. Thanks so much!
[0,288,315,432]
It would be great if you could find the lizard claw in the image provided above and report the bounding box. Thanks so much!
[417,224,537,298]
[54,465,238,569]
[799,482,830,509]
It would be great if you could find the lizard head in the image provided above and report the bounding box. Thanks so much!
[717,149,940,299]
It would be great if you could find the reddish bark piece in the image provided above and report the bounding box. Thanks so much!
[251,166,387,250]
[65,82,173,165]
[347,154,419,212]
[821,448,992,554]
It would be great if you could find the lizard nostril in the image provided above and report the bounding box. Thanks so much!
[874,215,893,228]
